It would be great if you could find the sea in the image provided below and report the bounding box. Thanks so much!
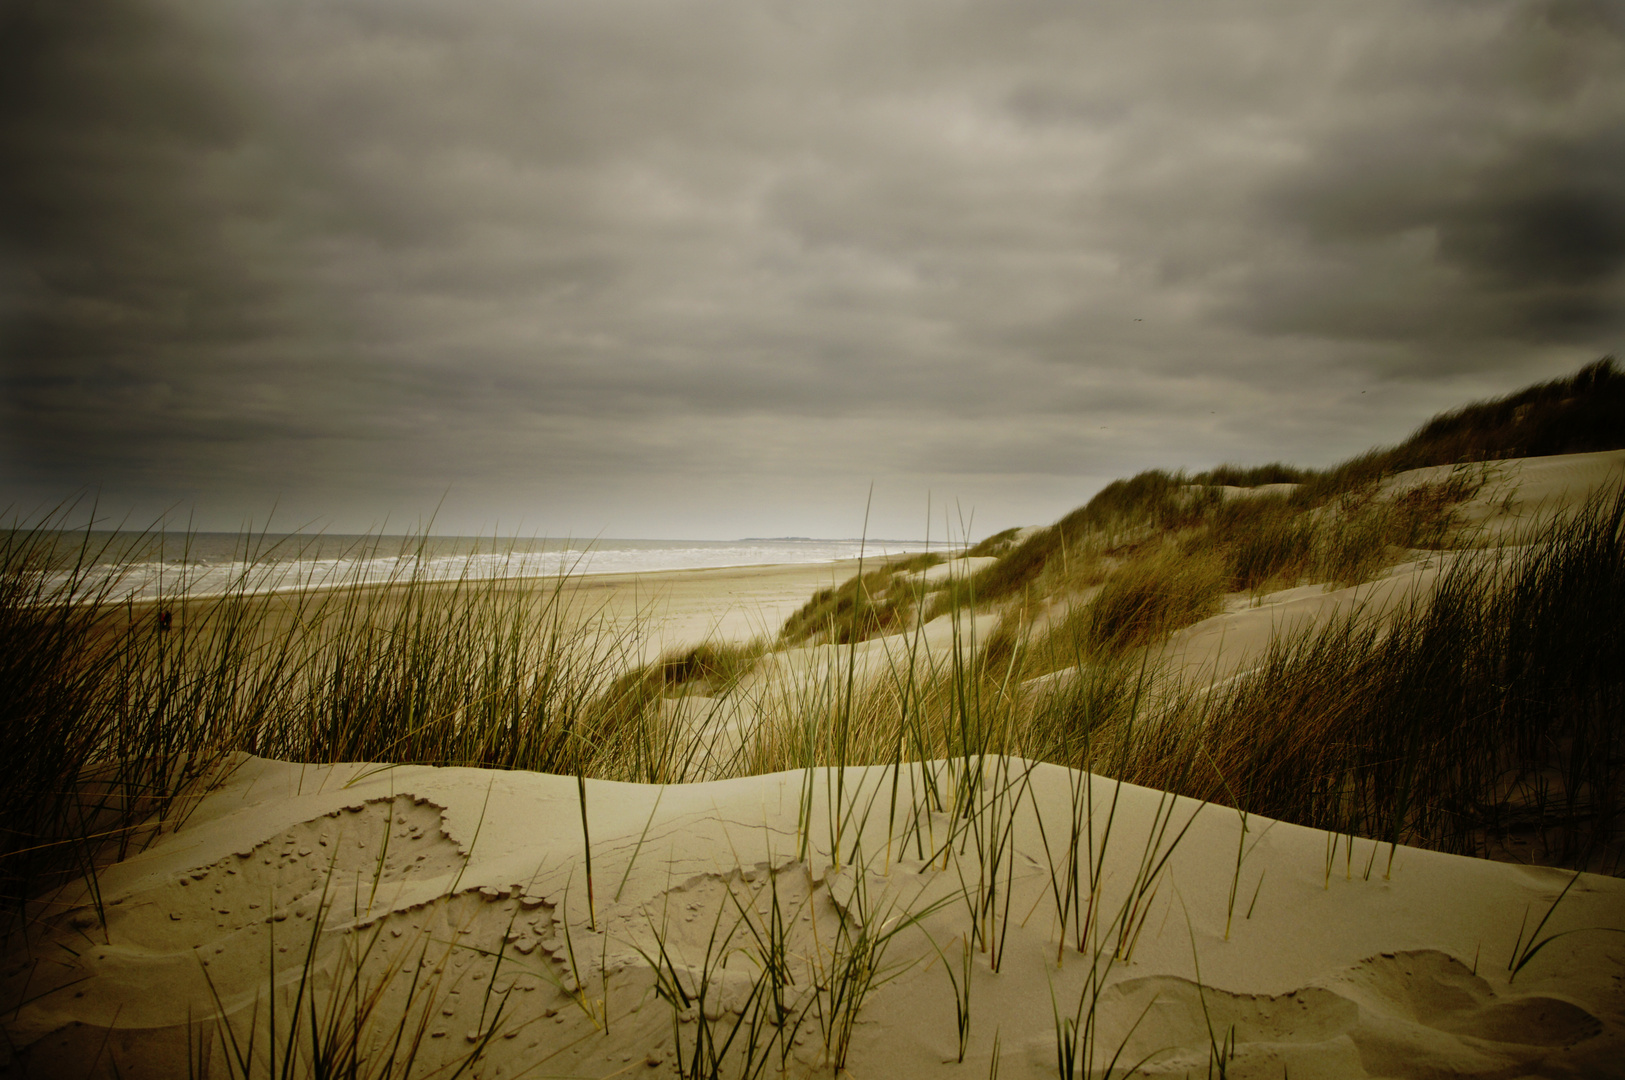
[20,532,936,603]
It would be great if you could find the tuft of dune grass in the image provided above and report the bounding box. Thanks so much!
[779,552,942,646]
[965,526,1023,558]
[1084,542,1226,653]
[1208,493,1314,593]
[1295,356,1624,503]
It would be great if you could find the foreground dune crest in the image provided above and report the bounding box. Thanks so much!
[7,753,1621,1078]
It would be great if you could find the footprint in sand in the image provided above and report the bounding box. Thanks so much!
[1,796,573,1079]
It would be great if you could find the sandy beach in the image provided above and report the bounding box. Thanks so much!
[539,558,877,664]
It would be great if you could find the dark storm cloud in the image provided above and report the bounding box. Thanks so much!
[1220,0,1625,354]
[1440,136,1625,284]
[2,0,1621,536]
[1237,125,1625,345]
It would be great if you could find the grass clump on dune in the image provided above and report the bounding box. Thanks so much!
[973,465,1475,681]
[656,640,764,693]
[792,357,1619,657]
[601,640,767,704]
[1298,355,1624,502]
[1084,542,1227,653]
[0,520,199,920]
[1393,355,1625,463]
[1188,462,1315,488]
[964,526,1023,557]
[1207,493,1315,593]
[747,486,1625,876]
[971,473,1217,606]
[778,551,943,646]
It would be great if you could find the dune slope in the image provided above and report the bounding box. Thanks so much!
[6,753,1622,1078]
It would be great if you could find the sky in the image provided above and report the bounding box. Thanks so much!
[2,0,1622,541]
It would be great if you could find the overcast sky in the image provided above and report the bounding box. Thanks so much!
[2,0,1621,540]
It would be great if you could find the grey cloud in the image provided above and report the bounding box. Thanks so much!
[3,0,1621,536]
[1438,138,1625,288]
[1213,4,1625,353]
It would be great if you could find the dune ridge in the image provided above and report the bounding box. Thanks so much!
[8,752,1622,1077]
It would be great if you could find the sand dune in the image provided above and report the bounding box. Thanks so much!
[6,452,1623,1077]
[8,754,1621,1077]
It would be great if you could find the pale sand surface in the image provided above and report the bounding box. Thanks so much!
[1158,553,1458,689]
[907,556,1001,585]
[519,551,993,664]
[1213,482,1301,500]
[1382,448,1625,539]
[546,558,872,665]
[8,754,1621,1077]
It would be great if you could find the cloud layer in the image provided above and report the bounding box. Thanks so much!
[3,0,1621,537]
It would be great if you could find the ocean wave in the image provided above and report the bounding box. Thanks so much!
[33,537,935,603]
